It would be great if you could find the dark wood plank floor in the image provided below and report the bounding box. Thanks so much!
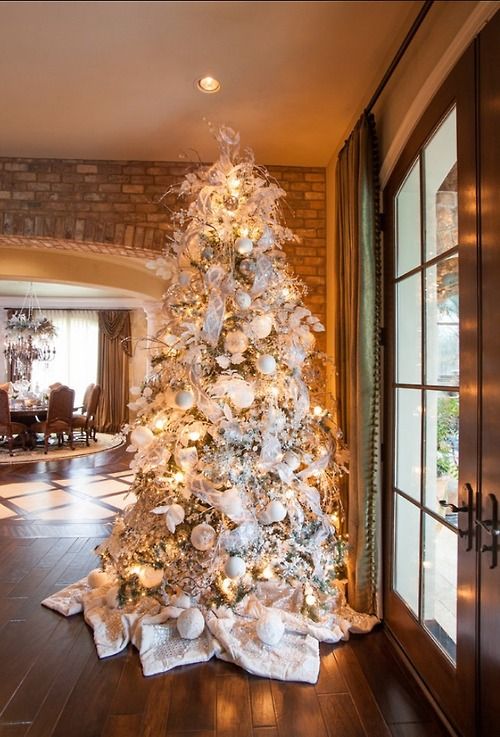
[0,448,450,737]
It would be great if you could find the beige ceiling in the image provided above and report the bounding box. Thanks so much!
[0,1,421,166]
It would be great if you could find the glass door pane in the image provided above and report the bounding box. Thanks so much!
[392,105,459,663]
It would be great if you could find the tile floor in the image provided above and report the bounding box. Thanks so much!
[0,469,136,522]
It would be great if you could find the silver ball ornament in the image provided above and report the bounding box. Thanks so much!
[257,354,276,375]
[130,426,155,448]
[239,259,256,277]
[191,523,217,551]
[174,390,194,410]
[234,291,252,310]
[235,236,253,255]
[224,556,247,579]
[176,607,205,639]
[266,500,287,523]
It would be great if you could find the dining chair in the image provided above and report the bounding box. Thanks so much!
[72,384,101,446]
[31,385,75,454]
[0,388,28,456]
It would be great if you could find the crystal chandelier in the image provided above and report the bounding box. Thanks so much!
[4,284,57,382]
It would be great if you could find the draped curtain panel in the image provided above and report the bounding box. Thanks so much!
[334,112,382,615]
[96,310,132,433]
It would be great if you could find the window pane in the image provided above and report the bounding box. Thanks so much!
[396,160,421,276]
[423,514,457,662]
[424,390,459,524]
[396,388,421,500]
[394,494,420,616]
[425,255,459,386]
[424,108,457,260]
[397,274,421,384]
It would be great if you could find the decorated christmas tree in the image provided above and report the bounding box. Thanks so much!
[43,127,376,682]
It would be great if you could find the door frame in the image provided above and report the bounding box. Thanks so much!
[382,43,478,737]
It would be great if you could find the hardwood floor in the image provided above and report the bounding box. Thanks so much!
[0,448,449,737]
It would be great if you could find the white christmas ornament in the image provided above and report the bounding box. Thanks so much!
[130,426,155,449]
[174,390,194,410]
[235,236,254,255]
[224,330,249,354]
[234,291,252,310]
[191,523,217,551]
[170,592,191,609]
[229,382,255,409]
[176,607,205,640]
[87,568,113,589]
[224,556,247,579]
[256,610,285,646]
[265,500,287,523]
[284,451,301,471]
[152,503,185,533]
[137,565,164,588]
[250,314,273,339]
[257,354,276,375]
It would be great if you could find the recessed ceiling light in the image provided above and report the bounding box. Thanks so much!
[197,76,221,94]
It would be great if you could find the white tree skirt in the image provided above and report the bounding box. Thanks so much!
[42,578,378,684]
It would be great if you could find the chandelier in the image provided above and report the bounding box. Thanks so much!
[4,284,57,382]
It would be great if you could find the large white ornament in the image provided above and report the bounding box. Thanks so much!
[224,330,249,354]
[256,610,285,646]
[229,382,255,409]
[224,556,247,579]
[234,291,252,310]
[177,607,205,640]
[265,500,287,523]
[191,523,217,551]
[174,390,194,410]
[137,565,164,588]
[87,568,113,589]
[130,426,155,448]
[284,450,301,471]
[257,354,276,375]
[235,236,254,255]
[250,314,273,339]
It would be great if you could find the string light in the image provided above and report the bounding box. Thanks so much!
[305,593,317,606]
[155,418,166,430]
[174,471,184,483]
[189,431,201,442]
[262,564,274,580]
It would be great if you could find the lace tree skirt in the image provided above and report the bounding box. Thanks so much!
[42,577,378,683]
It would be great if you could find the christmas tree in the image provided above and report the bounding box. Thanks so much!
[43,127,377,682]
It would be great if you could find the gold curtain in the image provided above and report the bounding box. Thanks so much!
[334,112,382,615]
[96,311,132,433]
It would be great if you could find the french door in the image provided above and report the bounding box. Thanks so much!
[383,13,500,737]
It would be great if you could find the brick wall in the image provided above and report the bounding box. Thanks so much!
[0,158,326,333]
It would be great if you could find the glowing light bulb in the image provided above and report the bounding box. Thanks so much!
[189,431,201,442]
[285,489,295,499]
[282,287,290,298]
[222,577,232,592]
[313,405,323,417]
[228,177,241,194]
[269,386,279,398]
[305,594,317,606]
[174,471,184,483]
[154,418,166,430]
[262,564,274,580]
[239,226,249,237]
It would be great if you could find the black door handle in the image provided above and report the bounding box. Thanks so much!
[475,493,499,569]
[440,482,474,551]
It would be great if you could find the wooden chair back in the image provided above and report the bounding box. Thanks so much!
[0,388,10,430]
[87,384,101,418]
[81,383,95,413]
[47,385,75,426]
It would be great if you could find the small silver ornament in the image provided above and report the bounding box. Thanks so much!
[201,246,214,260]
[239,259,256,277]
[223,195,239,211]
